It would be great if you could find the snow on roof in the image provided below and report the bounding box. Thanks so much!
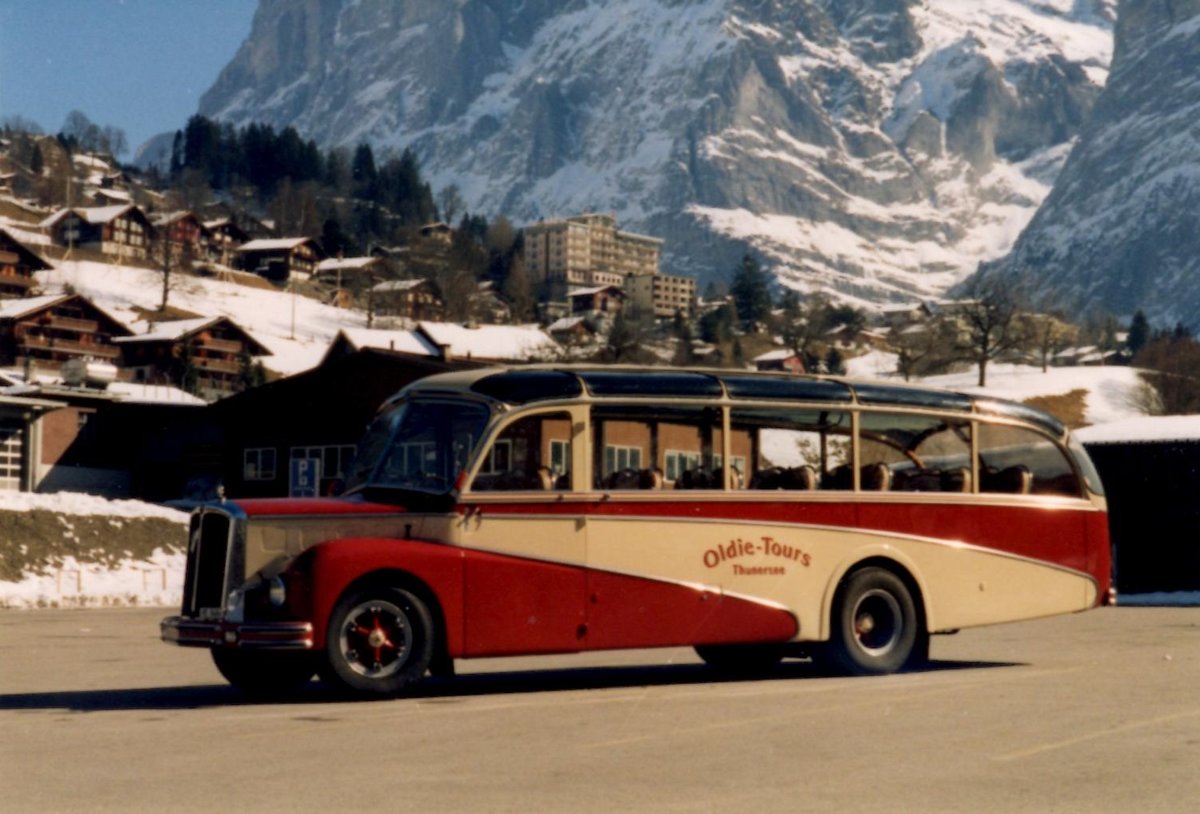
[753,349,797,362]
[0,222,52,249]
[105,381,208,406]
[0,293,70,319]
[316,256,377,272]
[336,327,439,356]
[548,315,589,332]
[113,317,219,344]
[236,237,311,252]
[1075,415,1200,445]
[372,279,427,292]
[417,321,559,361]
[93,188,132,203]
[40,204,134,228]
[568,285,621,297]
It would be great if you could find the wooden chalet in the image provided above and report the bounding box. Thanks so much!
[202,218,249,267]
[0,293,133,371]
[41,204,153,261]
[151,211,205,262]
[0,227,51,297]
[753,349,807,375]
[114,316,272,401]
[371,278,445,321]
[314,255,381,285]
[235,237,321,282]
[569,284,625,315]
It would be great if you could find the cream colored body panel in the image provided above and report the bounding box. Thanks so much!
[444,498,1098,643]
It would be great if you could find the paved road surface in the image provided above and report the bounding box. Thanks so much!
[2,606,1197,812]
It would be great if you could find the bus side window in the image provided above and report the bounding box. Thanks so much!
[859,412,971,493]
[978,423,1081,497]
[732,408,851,491]
[471,412,573,492]
[593,406,722,490]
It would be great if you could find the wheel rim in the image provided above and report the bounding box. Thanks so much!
[851,589,903,657]
[339,599,412,679]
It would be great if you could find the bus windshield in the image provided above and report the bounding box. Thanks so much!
[344,398,491,494]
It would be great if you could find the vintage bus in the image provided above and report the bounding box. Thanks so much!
[162,366,1112,695]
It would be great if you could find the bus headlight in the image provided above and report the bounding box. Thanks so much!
[268,576,287,608]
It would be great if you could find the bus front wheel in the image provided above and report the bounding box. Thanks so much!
[830,567,920,676]
[322,585,435,696]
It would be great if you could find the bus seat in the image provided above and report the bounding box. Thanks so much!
[605,468,642,489]
[537,467,555,490]
[638,468,664,489]
[861,462,892,491]
[941,467,972,493]
[982,465,1032,494]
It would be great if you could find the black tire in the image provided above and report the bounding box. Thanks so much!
[829,567,921,676]
[695,643,784,674]
[211,649,316,696]
[322,585,434,696]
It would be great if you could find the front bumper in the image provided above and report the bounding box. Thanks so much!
[161,616,314,650]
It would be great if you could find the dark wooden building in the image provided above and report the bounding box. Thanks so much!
[209,347,476,499]
[235,237,321,282]
[114,316,272,401]
[0,227,51,297]
[1078,417,1200,595]
[41,204,153,261]
[0,293,133,372]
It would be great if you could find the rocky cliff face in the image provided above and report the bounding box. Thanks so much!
[200,0,1114,304]
[976,0,1200,327]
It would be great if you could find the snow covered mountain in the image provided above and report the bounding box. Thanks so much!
[199,0,1114,305]
[974,0,1200,327]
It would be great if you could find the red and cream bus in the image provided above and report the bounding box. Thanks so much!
[162,365,1111,695]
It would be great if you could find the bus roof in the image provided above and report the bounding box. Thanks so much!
[396,365,1067,438]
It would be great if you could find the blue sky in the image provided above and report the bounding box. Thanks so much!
[0,0,257,154]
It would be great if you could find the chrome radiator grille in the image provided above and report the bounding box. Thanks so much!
[181,508,236,617]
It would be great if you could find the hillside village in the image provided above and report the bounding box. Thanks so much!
[0,123,1190,505]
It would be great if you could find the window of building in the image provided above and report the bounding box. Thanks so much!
[244,447,277,481]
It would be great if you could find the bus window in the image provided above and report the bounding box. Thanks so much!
[593,405,723,489]
[732,408,852,490]
[859,412,972,493]
[471,412,573,491]
[978,423,1081,497]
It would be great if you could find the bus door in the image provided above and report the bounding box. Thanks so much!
[458,409,588,656]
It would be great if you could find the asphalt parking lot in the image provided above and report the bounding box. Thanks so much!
[2,605,1197,813]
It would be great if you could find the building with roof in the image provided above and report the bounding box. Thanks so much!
[314,255,381,284]
[151,211,205,262]
[114,316,273,401]
[624,271,695,319]
[524,213,661,299]
[1076,416,1200,596]
[202,218,250,268]
[0,293,133,372]
[371,278,445,321]
[569,285,625,316]
[235,237,321,282]
[41,204,153,261]
[0,227,51,297]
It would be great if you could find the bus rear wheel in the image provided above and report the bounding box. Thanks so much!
[830,567,920,676]
[322,585,434,696]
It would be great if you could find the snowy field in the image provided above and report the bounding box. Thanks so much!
[1,358,1196,609]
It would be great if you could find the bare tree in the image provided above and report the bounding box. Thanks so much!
[1024,312,1078,373]
[951,278,1033,386]
[1134,337,1200,414]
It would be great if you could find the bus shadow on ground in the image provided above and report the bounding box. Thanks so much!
[0,658,1019,712]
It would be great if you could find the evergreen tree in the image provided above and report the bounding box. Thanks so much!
[730,253,772,330]
[1127,310,1150,356]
